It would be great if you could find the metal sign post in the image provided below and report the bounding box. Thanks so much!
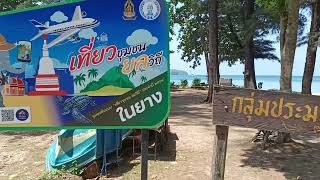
[141,129,149,180]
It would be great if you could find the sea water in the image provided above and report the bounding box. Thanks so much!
[171,75,320,93]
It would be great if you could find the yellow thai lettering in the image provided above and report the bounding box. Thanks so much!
[254,99,270,117]
[232,96,244,113]
[303,105,318,122]
[270,98,284,118]
[283,102,296,120]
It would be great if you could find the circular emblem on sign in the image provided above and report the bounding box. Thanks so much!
[16,109,29,121]
[139,0,161,21]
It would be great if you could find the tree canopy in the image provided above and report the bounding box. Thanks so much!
[170,0,279,69]
[0,0,65,12]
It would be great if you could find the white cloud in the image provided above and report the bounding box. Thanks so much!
[52,58,68,68]
[126,29,158,46]
[50,11,68,23]
[78,28,97,40]
[12,63,36,78]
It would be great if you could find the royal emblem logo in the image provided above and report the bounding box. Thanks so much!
[16,109,29,121]
[139,0,161,21]
[123,0,137,20]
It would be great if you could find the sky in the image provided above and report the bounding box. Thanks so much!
[170,16,320,76]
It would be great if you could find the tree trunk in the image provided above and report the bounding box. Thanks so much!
[244,0,257,89]
[205,52,214,102]
[302,1,320,94]
[208,0,219,84]
[280,0,300,93]
[207,65,214,103]
[280,16,288,55]
[277,0,300,143]
[207,0,219,103]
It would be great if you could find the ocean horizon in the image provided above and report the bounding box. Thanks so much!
[171,74,320,93]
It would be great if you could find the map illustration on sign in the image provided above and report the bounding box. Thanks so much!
[0,0,170,129]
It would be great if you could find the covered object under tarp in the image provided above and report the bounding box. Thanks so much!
[45,129,131,172]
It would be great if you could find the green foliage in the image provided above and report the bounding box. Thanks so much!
[256,0,287,17]
[0,0,29,12]
[0,0,66,12]
[38,170,65,180]
[170,0,280,69]
[256,0,308,46]
[180,79,188,88]
[38,161,82,180]
[170,81,177,89]
[192,78,201,87]
[70,161,82,176]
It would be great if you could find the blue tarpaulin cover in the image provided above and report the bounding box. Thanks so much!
[45,129,131,171]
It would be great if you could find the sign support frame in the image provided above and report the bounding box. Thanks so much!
[141,129,149,180]
[211,81,232,180]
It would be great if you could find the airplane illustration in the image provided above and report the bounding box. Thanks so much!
[30,6,100,48]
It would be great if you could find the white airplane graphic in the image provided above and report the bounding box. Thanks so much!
[30,6,100,48]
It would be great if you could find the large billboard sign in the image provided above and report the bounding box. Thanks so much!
[0,0,170,129]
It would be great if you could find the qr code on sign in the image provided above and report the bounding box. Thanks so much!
[1,109,14,122]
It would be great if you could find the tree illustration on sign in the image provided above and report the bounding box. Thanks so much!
[74,73,87,87]
[129,69,137,78]
[141,76,147,83]
[88,68,98,82]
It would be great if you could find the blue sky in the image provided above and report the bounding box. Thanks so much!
[170,17,320,76]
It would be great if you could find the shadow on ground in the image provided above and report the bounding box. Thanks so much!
[240,136,320,180]
[170,90,213,127]
[107,132,178,178]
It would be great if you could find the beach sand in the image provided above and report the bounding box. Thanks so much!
[1,89,320,180]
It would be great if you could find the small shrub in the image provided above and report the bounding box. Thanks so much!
[38,170,64,180]
[171,81,177,89]
[258,82,263,89]
[38,161,82,180]
[192,78,201,87]
[180,80,188,88]
[70,161,82,176]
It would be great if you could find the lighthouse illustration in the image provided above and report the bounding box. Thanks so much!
[29,35,66,96]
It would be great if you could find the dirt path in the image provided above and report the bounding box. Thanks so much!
[1,89,320,180]
[0,131,57,179]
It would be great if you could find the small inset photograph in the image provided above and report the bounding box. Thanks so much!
[17,41,32,62]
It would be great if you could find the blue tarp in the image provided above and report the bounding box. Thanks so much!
[45,129,131,172]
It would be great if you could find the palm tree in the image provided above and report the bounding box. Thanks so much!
[116,65,123,73]
[74,73,87,86]
[141,76,147,83]
[129,69,137,78]
[88,68,98,82]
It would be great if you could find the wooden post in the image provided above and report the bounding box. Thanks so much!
[211,125,229,180]
[141,129,149,180]
[212,80,231,180]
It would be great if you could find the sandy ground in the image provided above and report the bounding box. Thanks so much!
[1,89,320,180]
